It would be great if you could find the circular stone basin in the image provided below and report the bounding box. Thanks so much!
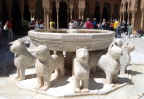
[28,29,115,51]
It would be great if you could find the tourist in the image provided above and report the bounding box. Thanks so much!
[84,18,93,29]
[0,21,2,45]
[92,18,97,29]
[35,19,44,30]
[73,18,78,29]
[134,27,143,37]
[121,21,126,33]
[114,19,119,30]
[102,19,107,30]
[68,19,76,29]
[28,18,35,30]
[115,23,123,38]
[109,21,114,31]
[5,18,13,40]
[127,22,132,38]
[50,19,56,29]
[77,19,84,29]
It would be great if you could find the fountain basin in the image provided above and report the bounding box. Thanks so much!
[28,29,115,51]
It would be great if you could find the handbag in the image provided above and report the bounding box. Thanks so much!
[3,24,8,30]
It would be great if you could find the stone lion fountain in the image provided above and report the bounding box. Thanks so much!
[10,29,134,97]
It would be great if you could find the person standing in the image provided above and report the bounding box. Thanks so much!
[102,19,107,30]
[50,19,56,29]
[92,18,97,29]
[68,19,75,29]
[28,18,35,30]
[77,19,84,29]
[114,19,119,30]
[85,18,93,29]
[6,18,13,40]
[35,19,44,30]
[127,22,132,38]
[0,21,2,44]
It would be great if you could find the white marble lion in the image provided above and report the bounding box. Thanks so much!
[120,41,135,74]
[10,39,36,81]
[35,45,65,91]
[98,43,123,84]
[72,46,89,93]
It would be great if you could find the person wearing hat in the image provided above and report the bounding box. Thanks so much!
[28,18,35,30]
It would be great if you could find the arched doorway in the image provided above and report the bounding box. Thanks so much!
[102,2,111,21]
[84,2,90,21]
[59,1,67,28]
[52,1,56,23]
[11,0,21,20]
[94,2,100,22]
[2,0,9,24]
[24,0,30,21]
[124,2,128,22]
[35,0,44,21]
[113,3,119,20]
[12,0,22,34]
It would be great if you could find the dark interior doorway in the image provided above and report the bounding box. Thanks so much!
[102,2,111,21]
[113,3,119,20]
[52,2,57,24]
[24,0,30,21]
[11,0,21,20]
[94,2,100,23]
[2,0,9,24]
[59,2,67,28]
[35,0,44,21]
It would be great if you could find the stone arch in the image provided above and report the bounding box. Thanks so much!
[59,1,68,28]
[102,2,111,21]
[35,0,44,20]
[84,1,90,20]
[94,2,100,22]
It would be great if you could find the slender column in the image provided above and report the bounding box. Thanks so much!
[21,11,24,20]
[141,10,144,28]
[70,9,73,19]
[131,12,136,34]
[119,14,122,22]
[100,14,102,22]
[111,12,113,21]
[67,10,69,24]
[81,10,84,20]
[127,12,130,22]
[79,10,81,19]
[123,13,125,21]
[47,12,50,29]
[56,10,58,29]
[50,11,52,20]
[44,10,47,29]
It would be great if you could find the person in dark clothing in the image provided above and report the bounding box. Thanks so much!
[28,18,35,30]
[92,18,97,29]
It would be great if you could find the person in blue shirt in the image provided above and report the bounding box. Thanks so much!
[92,18,97,29]
[134,27,143,37]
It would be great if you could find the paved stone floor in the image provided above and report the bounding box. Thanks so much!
[0,33,144,99]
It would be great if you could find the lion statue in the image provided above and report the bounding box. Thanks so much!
[120,42,135,74]
[72,46,89,93]
[10,39,36,81]
[98,43,123,84]
[35,45,65,91]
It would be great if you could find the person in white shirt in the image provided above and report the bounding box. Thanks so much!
[68,19,76,29]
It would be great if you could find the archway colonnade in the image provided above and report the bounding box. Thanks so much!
[120,0,144,32]
[0,0,121,29]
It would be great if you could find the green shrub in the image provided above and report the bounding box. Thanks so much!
[21,20,30,34]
